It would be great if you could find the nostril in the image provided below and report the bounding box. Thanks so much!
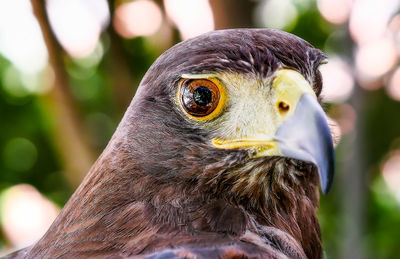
[278,101,290,115]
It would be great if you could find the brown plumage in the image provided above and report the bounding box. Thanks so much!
[6,29,333,259]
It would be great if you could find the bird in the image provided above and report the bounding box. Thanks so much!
[6,28,334,259]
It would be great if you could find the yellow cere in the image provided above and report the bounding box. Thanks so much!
[272,69,317,121]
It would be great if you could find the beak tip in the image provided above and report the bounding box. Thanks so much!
[320,156,335,194]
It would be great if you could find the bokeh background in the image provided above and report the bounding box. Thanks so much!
[0,0,399,258]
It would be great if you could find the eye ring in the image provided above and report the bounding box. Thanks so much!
[178,78,226,121]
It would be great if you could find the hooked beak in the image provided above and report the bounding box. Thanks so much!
[212,69,335,193]
[274,94,334,193]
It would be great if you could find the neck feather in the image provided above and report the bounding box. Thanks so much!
[198,156,322,259]
[32,139,322,258]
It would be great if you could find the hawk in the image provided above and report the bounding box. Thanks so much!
[7,29,334,259]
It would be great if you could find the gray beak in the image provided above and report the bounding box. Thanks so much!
[275,94,335,194]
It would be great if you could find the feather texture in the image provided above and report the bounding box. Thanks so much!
[6,29,327,259]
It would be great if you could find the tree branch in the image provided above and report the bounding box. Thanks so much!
[31,0,96,187]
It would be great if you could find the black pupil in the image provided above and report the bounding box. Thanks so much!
[193,86,212,106]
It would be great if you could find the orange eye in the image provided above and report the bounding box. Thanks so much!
[180,79,221,117]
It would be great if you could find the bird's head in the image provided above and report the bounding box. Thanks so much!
[114,29,334,210]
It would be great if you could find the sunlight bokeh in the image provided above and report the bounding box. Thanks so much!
[386,67,400,101]
[317,0,352,24]
[255,0,298,30]
[381,151,400,203]
[113,0,163,38]
[164,0,214,40]
[46,0,109,57]
[320,57,354,102]
[0,185,59,248]
[0,0,47,74]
